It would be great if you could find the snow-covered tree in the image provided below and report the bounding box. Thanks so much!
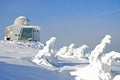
[73,45,88,59]
[66,43,75,56]
[70,35,120,80]
[56,44,88,59]
[32,37,58,66]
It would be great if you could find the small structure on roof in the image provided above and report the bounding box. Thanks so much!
[5,16,40,42]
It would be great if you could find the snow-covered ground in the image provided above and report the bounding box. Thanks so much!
[0,40,74,80]
[0,35,120,80]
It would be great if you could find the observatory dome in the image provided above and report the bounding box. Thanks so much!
[14,16,29,26]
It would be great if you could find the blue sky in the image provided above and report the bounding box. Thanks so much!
[0,0,120,51]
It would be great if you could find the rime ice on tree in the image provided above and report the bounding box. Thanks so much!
[32,37,58,66]
[56,44,88,59]
[70,35,120,80]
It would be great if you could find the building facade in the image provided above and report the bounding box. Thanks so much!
[5,16,40,42]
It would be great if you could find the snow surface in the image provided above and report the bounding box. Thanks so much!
[0,35,120,80]
[113,75,120,80]
[0,40,72,80]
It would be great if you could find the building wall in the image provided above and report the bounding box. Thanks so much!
[12,26,22,40]
[5,25,40,42]
[33,28,40,42]
[5,26,12,40]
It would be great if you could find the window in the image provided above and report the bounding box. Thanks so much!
[6,38,10,40]
[19,28,33,41]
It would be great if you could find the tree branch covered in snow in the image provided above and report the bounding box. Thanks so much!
[89,35,111,64]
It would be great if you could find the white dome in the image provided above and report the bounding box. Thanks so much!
[14,16,29,26]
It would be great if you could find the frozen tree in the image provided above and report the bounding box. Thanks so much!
[89,35,111,64]
[66,43,75,56]
[101,51,120,73]
[32,37,58,66]
[56,46,68,56]
[56,43,75,56]
[73,45,88,59]
[70,35,120,80]
[56,44,88,59]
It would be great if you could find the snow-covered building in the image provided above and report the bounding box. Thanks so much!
[5,16,40,42]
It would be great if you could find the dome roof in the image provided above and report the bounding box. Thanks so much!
[14,16,29,26]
